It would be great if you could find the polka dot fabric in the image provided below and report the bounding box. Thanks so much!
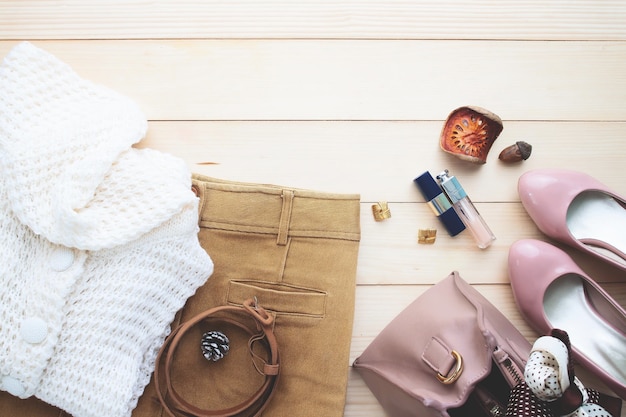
[525,336,571,402]
[506,382,553,417]
[506,382,612,417]
[505,335,613,417]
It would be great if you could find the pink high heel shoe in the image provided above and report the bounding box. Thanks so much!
[518,169,626,271]
[508,239,626,399]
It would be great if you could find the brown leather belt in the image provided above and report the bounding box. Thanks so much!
[155,298,280,417]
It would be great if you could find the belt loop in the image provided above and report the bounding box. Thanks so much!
[277,190,294,245]
[191,181,206,223]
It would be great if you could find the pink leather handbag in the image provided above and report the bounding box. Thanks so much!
[353,272,531,417]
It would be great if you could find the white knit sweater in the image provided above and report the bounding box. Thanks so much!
[0,42,214,417]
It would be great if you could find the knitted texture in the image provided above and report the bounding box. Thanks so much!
[0,42,214,417]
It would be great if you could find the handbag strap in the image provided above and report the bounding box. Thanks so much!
[154,299,280,417]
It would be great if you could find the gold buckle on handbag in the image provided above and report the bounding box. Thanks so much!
[436,350,463,384]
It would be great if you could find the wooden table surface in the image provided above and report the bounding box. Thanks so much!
[2,1,625,415]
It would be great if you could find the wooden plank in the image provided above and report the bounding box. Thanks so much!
[2,40,626,121]
[140,121,626,202]
[356,202,625,286]
[357,202,526,285]
[1,1,626,41]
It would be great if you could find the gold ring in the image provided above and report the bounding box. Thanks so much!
[372,202,391,221]
[436,350,463,384]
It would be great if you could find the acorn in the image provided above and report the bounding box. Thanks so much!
[498,141,532,163]
[440,106,503,164]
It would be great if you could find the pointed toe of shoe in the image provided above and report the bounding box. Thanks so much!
[508,239,626,399]
[518,169,594,241]
[507,239,575,335]
[518,169,626,270]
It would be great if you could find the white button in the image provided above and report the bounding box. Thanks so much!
[50,246,75,272]
[2,376,25,397]
[20,317,48,344]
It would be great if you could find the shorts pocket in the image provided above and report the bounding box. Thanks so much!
[227,280,327,318]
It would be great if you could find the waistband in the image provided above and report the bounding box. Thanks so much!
[192,174,361,242]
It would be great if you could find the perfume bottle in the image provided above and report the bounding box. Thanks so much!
[436,170,496,249]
